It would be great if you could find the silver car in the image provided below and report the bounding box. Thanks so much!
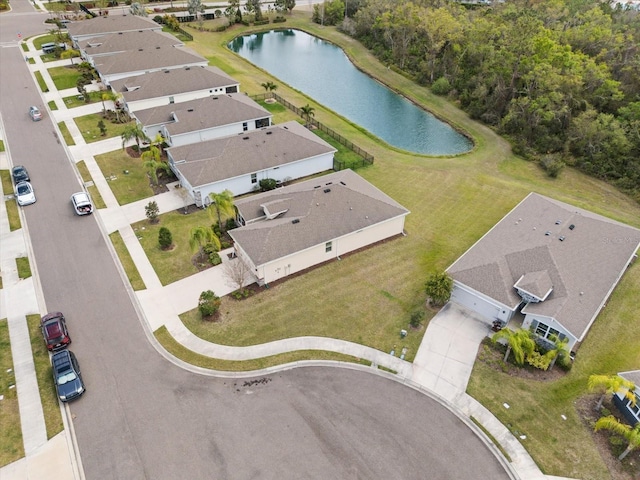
[70,191,94,215]
[16,181,36,206]
[29,106,43,121]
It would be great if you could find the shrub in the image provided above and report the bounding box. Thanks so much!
[225,218,236,231]
[209,252,222,266]
[409,310,424,328]
[158,227,172,249]
[557,352,573,371]
[198,290,221,318]
[273,16,286,23]
[259,178,277,191]
[539,154,565,178]
[145,201,159,223]
[153,15,164,23]
[220,240,232,250]
[203,242,219,254]
[525,350,552,370]
[431,77,452,96]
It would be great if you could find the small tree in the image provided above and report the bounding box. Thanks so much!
[121,123,148,151]
[129,2,148,16]
[588,374,637,411]
[198,290,221,318]
[492,328,536,366]
[259,178,277,191]
[158,227,173,250]
[97,120,107,136]
[300,104,315,128]
[594,416,640,460]
[187,0,205,18]
[145,201,159,224]
[223,257,252,293]
[424,271,452,306]
[208,190,235,234]
[189,226,221,255]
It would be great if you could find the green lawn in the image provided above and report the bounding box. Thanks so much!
[94,149,154,205]
[16,257,31,279]
[62,91,103,109]
[0,170,11,192]
[33,35,56,50]
[0,319,22,467]
[74,114,133,144]
[27,315,63,440]
[57,121,75,146]
[109,231,146,291]
[155,326,372,371]
[132,208,213,285]
[4,201,20,232]
[0,140,5,152]
[75,160,106,209]
[47,100,58,111]
[47,65,81,90]
[34,71,48,93]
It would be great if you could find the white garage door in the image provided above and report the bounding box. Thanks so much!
[450,286,502,323]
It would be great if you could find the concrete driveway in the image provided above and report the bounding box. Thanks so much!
[411,303,490,402]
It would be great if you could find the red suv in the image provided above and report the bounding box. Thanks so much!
[40,312,71,351]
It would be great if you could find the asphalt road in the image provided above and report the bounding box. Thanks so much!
[1,6,511,480]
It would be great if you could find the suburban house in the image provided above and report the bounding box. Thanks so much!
[66,15,162,45]
[77,30,183,61]
[109,66,239,113]
[614,371,640,426]
[89,45,208,86]
[229,169,410,285]
[131,93,272,146]
[166,121,337,206]
[447,192,640,351]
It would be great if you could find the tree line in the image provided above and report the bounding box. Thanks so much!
[330,0,640,202]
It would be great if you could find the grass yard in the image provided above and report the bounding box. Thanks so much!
[4,201,21,232]
[47,65,81,90]
[76,160,106,209]
[257,99,290,124]
[109,231,146,291]
[16,257,31,279]
[0,319,22,467]
[0,170,12,192]
[62,91,102,109]
[57,122,75,146]
[94,150,154,205]
[74,114,133,144]
[47,100,58,111]
[27,315,63,439]
[132,208,213,285]
[155,326,372,371]
[34,71,48,93]
[176,17,640,479]
[33,35,56,50]
[0,140,5,152]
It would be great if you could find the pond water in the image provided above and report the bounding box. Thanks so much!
[228,29,472,155]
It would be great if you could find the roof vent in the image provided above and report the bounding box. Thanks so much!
[314,185,320,189]
[555,220,562,225]
[185,67,190,70]
[323,188,331,193]
[156,46,161,49]
[326,182,332,185]
[164,70,170,73]
[187,108,194,112]
[242,136,249,140]
[545,231,551,236]
[559,236,565,241]
[266,131,272,135]
[569,224,575,230]
[118,32,123,35]
[138,48,143,51]
[340,181,346,185]
[292,219,300,224]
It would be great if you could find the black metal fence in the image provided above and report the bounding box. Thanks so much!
[251,92,374,170]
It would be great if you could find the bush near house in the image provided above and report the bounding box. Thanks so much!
[198,290,221,319]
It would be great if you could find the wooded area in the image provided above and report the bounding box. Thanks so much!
[339,0,640,201]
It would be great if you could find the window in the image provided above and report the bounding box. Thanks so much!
[325,241,332,253]
[530,320,567,342]
[251,173,257,184]
[169,96,174,104]
[242,122,248,131]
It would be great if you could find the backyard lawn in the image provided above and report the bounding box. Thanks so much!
[74,114,133,144]
[47,65,82,90]
[94,149,154,205]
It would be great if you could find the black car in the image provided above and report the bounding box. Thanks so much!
[51,350,85,402]
[11,165,30,183]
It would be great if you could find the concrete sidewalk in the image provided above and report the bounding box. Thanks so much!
[0,32,564,480]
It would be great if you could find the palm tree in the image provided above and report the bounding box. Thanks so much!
[189,226,221,254]
[594,416,640,460]
[491,328,536,366]
[300,104,315,128]
[121,123,148,151]
[546,334,569,370]
[261,81,277,94]
[588,374,637,411]
[208,190,235,233]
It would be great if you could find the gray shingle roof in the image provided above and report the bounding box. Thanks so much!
[447,193,640,340]
[132,94,270,134]
[619,371,640,386]
[167,121,336,187]
[67,15,161,39]
[110,66,238,103]
[229,169,410,266]
[79,30,181,56]
[92,46,207,77]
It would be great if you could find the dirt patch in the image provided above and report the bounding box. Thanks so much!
[575,395,640,480]
[175,204,201,215]
[126,146,141,158]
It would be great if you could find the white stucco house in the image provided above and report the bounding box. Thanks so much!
[614,371,640,426]
[166,121,337,207]
[77,30,183,62]
[447,193,640,352]
[110,66,239,113]
[229,169,410,285]
[131,93,271,146]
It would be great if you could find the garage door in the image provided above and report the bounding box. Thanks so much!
[450,285,502,323]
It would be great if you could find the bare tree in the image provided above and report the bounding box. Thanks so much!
[223,257,252,293]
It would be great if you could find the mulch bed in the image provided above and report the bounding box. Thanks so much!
[575,395,640,480]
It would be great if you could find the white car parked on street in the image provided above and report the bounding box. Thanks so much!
[71,191,94,215]
[16,181,36,206]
